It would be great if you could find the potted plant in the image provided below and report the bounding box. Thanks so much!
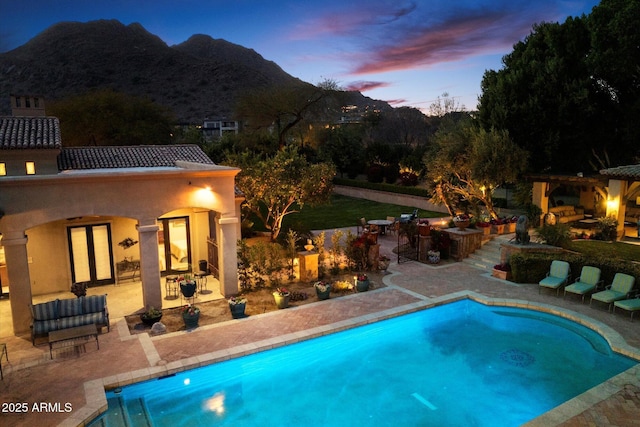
[314,281,331,300]
[354,273,369,292]
[418,219,431,236]
[427,250,441,264]
[71,282,87,298]
[182,304,200,328]
[491,218,506,234]
[228,296,247,319]
[506,216,518,233]
[378,255,391,272]
[140,306,163,326]
[475,220,491,236]
[453,214,471,230]
[273,287,291,309]
[179,275,197,301]
[492,263,512,280]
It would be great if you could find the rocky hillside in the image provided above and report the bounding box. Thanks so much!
[0,20,391,123]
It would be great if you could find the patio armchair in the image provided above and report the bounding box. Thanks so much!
[564,266,603,303]
[590,273,636,311]
[538,260,571,296]
[386,216,399,236]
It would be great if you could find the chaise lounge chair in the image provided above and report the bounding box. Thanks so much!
[590,273,636,311]
[613,291,640,321]
[538,260,571,296]
[564,266,603,303]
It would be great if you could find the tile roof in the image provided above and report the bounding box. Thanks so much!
[600,164,640,180]
[58,145,215,170]
[0,116,62,149]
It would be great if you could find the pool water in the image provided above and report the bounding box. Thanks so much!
[91,300,637,426]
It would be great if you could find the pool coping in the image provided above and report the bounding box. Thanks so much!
[64,289,640,427]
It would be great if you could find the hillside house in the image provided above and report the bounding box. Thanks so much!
[0,116,242,336]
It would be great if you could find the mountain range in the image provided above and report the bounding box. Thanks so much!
[0,20,391,123]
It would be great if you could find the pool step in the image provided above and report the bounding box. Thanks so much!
[89,397,153,427]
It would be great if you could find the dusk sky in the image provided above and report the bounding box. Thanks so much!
[0,0,600,112]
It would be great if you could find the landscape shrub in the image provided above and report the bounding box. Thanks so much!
[367,164,385,183]
[399,171,419,186]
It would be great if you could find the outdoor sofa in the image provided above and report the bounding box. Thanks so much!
[30,294,109,345]
[548,205,585,224]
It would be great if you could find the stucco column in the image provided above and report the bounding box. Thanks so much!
[217,216,239,296]
[2,232,32,335]
[606,179,627,239]
[532,181,549,227]
[137,219,162,310]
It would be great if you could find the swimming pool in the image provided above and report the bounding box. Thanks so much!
[90,300,637,426]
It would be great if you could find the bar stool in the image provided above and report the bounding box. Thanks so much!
[194,271,208,294]
[165,275,179,299]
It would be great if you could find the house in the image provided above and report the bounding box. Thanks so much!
[202,118,239,141]
[0,116,242,336]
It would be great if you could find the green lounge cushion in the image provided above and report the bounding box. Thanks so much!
[565,282,597,295]
[615,298,640,311]
[592,273,635,304]
[539,276,566,288]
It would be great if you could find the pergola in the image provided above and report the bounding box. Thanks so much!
[528,164,640,237]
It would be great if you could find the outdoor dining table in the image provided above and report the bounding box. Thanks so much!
[367,219,393,235]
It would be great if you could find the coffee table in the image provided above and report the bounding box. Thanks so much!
[48,324,99,359]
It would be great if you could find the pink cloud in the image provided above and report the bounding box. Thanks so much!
[344,80,390,92]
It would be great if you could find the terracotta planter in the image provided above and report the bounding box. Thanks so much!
[492,268,512,281]
[453,219,470,230]
[418,225,431,236]
[507,222,517,233]
[479,227,491,236]
[492,224,505,234]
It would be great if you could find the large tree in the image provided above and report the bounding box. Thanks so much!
[226,146,336,241]
[424,119,528,218]
[48,89,174,146]
[235,82,340,150]
[478,0,640,172]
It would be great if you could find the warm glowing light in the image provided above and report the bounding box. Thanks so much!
[606,198,618,211]
[203,392,226,415]
[193,187,215,206]
[25,161,35,175]
[0,163,6,176]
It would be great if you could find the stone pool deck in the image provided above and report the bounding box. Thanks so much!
[1,234,640,426]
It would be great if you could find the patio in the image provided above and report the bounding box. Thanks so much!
[1,228,640,426]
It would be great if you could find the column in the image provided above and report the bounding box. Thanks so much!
[532,181,549,227]
[217,216,239,297]
[137,219,162,310]
[2,232,31,335]
[299,251,319,283]
[606,179,627,239]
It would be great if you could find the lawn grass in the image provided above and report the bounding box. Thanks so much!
[252,194,446,232]
[565,239,640,261]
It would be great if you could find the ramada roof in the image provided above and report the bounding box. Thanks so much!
[600,164,640,180]
[0,116,62,149]
[58,145,215,170]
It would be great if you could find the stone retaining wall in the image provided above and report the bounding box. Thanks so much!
[333,185,448,214]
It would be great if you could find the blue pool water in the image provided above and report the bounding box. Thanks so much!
[91,300,637,426]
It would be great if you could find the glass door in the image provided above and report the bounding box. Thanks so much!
[158,217,192,274]
[68,224,115,287]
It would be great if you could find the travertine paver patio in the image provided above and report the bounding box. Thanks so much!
[1,232,639,426]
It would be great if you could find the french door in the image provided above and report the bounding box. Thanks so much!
[68,223,115,287]
[158,217,192,274]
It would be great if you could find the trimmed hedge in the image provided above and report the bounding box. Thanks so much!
[333,177,430,197]
[510,251,640,286]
